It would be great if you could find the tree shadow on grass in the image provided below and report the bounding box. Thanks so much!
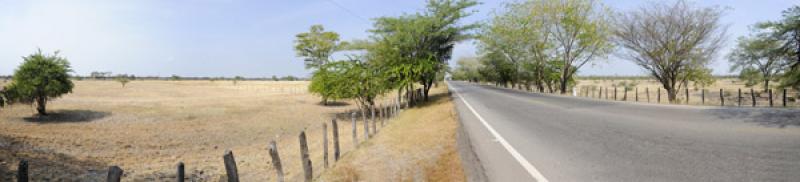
[22,110,110,123]
[0,134,109,181]
[707,108,800,128]
[320,101,351,107]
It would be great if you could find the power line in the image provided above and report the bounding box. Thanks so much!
[324,0,369,23]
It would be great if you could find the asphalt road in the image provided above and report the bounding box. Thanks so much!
[449,81,800,182]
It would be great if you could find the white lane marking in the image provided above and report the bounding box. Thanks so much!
[452,83,550,182]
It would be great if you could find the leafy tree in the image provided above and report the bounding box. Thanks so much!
[233,76,244,85]
[451,57,482,82]
[729,35,787,91]
[759,6,800,89]
[114,74,132,88]
[738,67,763,88]
[370,0,478,101]
[170,74,182,81]
[4,50,74,115]
[271,75,279,81]
[295,25,347,103]
[612,0,727,102]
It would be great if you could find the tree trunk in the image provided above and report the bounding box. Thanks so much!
[763,80,770,93]
[666,87,677,103]
[36,97,46,115]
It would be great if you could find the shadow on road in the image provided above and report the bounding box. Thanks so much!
[23,110,110,123]
[707,108,800,128]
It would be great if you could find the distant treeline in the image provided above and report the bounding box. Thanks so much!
[0,75,307,81]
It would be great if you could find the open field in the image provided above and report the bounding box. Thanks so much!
[0,80,374,181]
[320,86,465,181]
[574,78,799,107]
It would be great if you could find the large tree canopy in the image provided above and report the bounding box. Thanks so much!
[612,0,727,102]
[4,49,74,115]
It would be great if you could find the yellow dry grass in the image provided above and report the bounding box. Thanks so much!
[0,80,378,181]
[573,78,799,106]
[319,86,465,182]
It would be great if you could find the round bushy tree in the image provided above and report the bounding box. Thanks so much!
[5,49,74,115]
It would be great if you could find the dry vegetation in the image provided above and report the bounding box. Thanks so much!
[0,80,375,181]
[574,78,800,107]
[320,86,465,182]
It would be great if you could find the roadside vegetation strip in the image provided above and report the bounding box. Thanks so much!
[319,87,464,181]
[452,84,550,182]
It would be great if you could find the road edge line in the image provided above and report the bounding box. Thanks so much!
[451,83,550,182]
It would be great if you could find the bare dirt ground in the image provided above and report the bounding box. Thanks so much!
[319,86,465,182]
[0,80,372,181]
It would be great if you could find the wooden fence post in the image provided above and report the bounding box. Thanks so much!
[623,87,628,101]
[380,104,385,127]
[322,123,328,168]
[738,89,742,107]
[657,89,661,103]
[177,162,185,182]
[719,89,724,106]
[646,88,650,102]
[685,88,690,104]
[17,160,28,182]
[614,87,618,100]
[701,89,705,105]
[769,89,774,107]
[751,88,757,107]
[605,87,609,99]
[351,112,357,146]
[268,141,284,182]
[107,166,123,182]
[299,131,313,182]
[635,87,639,102]
[599,87,603,99]
[784,89,788,107]
[332,119,340,161]
[362,109,369,140]
[371,106,377,134]
[223,150,239,182]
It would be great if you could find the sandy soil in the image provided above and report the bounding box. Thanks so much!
[0,80,382,181]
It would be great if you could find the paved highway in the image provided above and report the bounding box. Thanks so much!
[449,81,800,182]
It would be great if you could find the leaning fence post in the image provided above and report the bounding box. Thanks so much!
[784,89,788,107]
[351,112,357,146]
[17,160,28,182]
[268,140,284,182]
[322,122,328,168]
[332,119,340,161]
[177,162,185,182]
[769,89,774,107]
[623,87,628,101]
[751,88,757,107]
[299,131,313,182]
[107,166,123,182]
[223,150,239,182]
[719,89,724,106]
[738,88,742,107]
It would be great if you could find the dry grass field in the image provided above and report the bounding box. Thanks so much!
[0,80,378,181]
[573,78,799,107]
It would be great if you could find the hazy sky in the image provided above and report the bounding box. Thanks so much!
[0,0,796,77]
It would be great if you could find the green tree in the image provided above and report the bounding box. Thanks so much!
[738,67,763,88]
[729,35,787,91]
[4,50,74,115]
[295,25,347,104]
[759,6,800,89]
[114,74,132,88]
[612,0,727,102]
[233,76,244,85]
[451,57,482,82]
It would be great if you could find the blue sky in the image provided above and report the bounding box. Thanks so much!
[0,0,796,77]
